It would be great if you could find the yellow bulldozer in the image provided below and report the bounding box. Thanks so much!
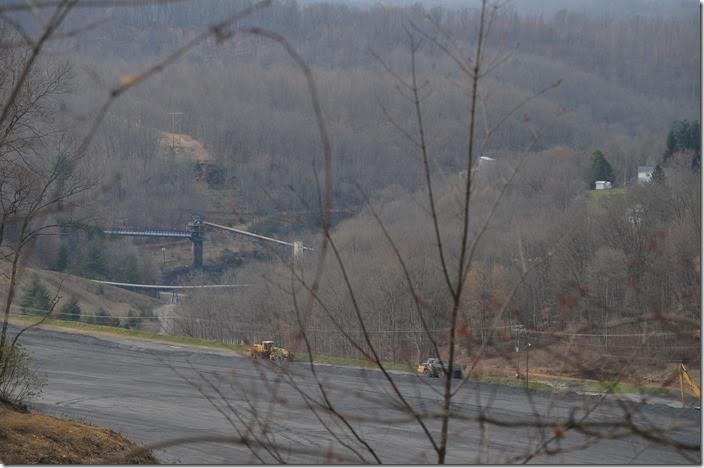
[248,340,294,362]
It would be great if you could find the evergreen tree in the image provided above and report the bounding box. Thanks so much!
[663,120,700,168]
[19,274,52,315]
[83,242,108,279]
[53,244,68,272]
[59,298,81,321]
[664,129,677,159]
[95,308,119,327]
[651,164,666,183]
[19,277,38,311]
[690,121,701,169]
[121,255,140,284]
[590,150,614,188]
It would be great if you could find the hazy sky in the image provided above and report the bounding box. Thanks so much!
[298,0,694,19]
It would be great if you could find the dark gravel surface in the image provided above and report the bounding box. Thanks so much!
[16,325,701,464]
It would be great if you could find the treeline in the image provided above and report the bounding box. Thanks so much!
[59,0,697,102]
[663,120,701,168]
[63,49,689,232]
[31,227,159,285]
[34,0,693,240]
[176,127,700,367]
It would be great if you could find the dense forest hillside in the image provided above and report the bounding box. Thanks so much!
[5,0,699,369]
[42,0,696,228]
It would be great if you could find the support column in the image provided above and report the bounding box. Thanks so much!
[188,216,205,270]
[192,238,203,269]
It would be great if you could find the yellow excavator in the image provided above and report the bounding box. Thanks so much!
[678,363,700,408]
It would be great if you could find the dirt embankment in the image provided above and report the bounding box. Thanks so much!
[0,402,156,464]
[457,343,699,390]
[159,131,213,164]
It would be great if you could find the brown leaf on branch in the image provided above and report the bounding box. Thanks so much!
[552,425,564,439]
[119,74,139,87]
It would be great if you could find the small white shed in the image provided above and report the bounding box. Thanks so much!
[595,180,612,190]
[638,166,654,183]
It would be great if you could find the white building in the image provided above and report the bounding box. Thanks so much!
[638,166,654,183]
[594,180,612,190]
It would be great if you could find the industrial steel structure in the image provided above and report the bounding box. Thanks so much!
[102,216,310,269]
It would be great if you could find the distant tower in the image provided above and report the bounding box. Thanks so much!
[188,216,204,269]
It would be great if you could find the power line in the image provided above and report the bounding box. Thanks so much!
[9,304,697,339]
[91,280,250,290]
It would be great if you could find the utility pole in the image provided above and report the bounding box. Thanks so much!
[525,340,531,389]
[513,324,523,380]
[167,111,184,149]
[523,328,531,390]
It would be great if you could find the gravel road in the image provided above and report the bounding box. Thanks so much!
[16,325,700,464]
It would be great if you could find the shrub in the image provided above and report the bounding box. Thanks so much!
[139,307,157,322]
[59,298,81,321]
[19,274,51,315]
[95,308,119,327]
[123,310,142,329]
[0,344,46,405]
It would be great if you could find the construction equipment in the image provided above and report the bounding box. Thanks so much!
[248,340,294,362]
[417,358,463,379]
[249,340,275,359]
[270,345,294,362]
[417,358,442,377]
[678,363,700,408]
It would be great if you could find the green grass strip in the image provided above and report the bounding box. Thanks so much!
[584,380,669,395]
[8,316,671,396]
[9,316,248,353]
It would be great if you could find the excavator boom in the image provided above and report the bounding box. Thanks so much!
[679,363,700,407]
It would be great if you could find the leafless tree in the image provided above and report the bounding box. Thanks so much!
[0,5,90,398]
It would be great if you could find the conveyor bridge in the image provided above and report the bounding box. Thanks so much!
[101,217,310,269]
